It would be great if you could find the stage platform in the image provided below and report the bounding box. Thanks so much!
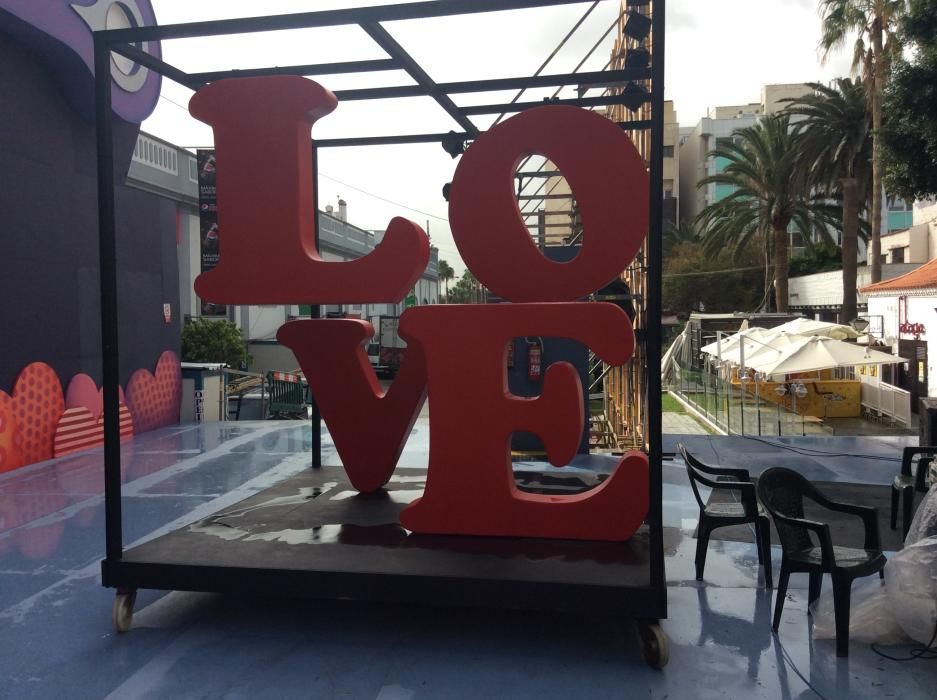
[108,466,655,613]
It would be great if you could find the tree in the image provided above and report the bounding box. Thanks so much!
[783,78,872,322]
[437,259,455,302]
[181,319,251,368]
[695,115,841,313]
[663,240,766,316]
[447,270,484,304]
[883,0,937,200]
[664,219,699,256]
[820,0,906,284]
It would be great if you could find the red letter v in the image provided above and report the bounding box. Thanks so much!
[277,319,427,492]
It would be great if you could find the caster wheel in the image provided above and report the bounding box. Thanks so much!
[113,591,137,633]
[637,620,669,669]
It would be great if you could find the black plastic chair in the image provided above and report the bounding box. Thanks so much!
[890,446,936,539]
[758,467,886,658]
[679,444,772,589]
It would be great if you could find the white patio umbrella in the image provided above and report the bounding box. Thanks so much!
[772,318,860,340]
[700,327,776,357]
[717,331,803,367]
[746,335,903,377]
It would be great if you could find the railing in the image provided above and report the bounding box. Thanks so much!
[859,375,912,427]
[671,360,833,437]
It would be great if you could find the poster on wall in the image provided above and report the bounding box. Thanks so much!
[197,149,226,316]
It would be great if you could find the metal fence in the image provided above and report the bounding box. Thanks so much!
[671,360,832,437]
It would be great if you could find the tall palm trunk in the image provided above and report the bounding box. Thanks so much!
[773,224,790,312]
[870,19,884,283]
[840,177,859,322]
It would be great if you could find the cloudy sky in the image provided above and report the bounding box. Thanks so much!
[142,0,858,274]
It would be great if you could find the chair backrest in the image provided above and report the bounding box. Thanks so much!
[678,443,709,510]
[901,446,937,490]
[757,467,814,554]
[266,371,305,415]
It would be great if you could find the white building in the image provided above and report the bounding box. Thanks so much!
[678,84,811,223]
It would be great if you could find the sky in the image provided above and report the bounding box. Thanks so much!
[141,0,859,275]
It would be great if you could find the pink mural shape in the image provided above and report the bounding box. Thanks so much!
[53,404,133,458]
[55,374,134,458]
[0,401,22,473]
[0,362,65,467]
[64,373,127,420]
[125,351,181,433]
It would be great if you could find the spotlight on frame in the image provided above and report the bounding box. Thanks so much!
[625,48,651,69]
[620,82,650,111]
[441,131,466,159]
[624,12,652,41]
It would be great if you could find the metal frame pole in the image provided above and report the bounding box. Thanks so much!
[94,35,122,562]
[311,144,322,469]
[647,0,666,617]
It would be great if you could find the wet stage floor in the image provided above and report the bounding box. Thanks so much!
[0,419,932,699]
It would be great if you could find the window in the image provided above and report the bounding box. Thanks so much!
[891,247,906,264]
[662,145,674,157]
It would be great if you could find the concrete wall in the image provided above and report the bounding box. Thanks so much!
[788,264,921,313]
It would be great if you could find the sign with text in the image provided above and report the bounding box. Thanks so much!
[196,149,225,317]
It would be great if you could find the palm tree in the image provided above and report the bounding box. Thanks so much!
[664,219,699,256]
[820,0,905,283]
[783,78,872,323]
[695,115,841,313]
[437,259,455,302]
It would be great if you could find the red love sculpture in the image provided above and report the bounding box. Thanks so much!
[398,303,649,541]
[278,319,427,493]
[189,76,429,305]
[448,105,648,302]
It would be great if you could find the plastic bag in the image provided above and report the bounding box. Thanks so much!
[906,485,937,544]
[886,535,937,646]
[812,576,908,644]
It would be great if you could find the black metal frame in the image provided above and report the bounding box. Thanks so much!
[94,0,666,620]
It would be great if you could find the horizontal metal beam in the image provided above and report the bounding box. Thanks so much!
[316,132,472,148]
[110,43,202,90]
[441,68,649,96]
[96,0,596,44]
[517,194,570,200]
[516,170,563,178]
[334,67,650,102]
[361,21,478,135]
[461,93,651,115]
[188,58,400,84]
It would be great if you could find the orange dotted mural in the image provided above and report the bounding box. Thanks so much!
[0,401,22,473]
[0,363,64,467]
[125,351,182,433]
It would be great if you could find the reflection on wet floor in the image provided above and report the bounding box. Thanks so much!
[0,420,932,699]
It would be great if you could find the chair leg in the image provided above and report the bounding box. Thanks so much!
[902,489,914,541]
[808,571,822,608]
[756,517,773,589]
[890,486,899,530]
[695,522,712,581]
[831,573,852,658]
[772,562,790,632]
